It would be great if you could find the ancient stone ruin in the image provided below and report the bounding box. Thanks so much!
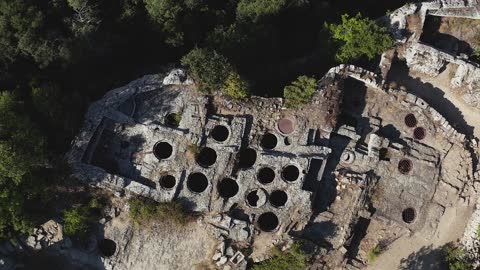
[60,0,480,269]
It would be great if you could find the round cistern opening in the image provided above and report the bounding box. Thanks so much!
[211,125,229,142]
[246,189,268,208]
[402,208,416,224]
[238,148,257,169]
[187,172,208,193]
[159,175,176,190]
[165,113,181,127]
[404,114,417,128]
[277,118,295,135]
[196,147,217,168]
[98,239,117,257]
[281,165,300,182]
[261,133,278,150]
[269,190,288,208]
[153,142,173,160]
[257,212,279,232]
[218,178,239,198]
[257,167,275,184]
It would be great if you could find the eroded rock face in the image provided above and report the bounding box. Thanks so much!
[101,215,217,270]
[405,43,448,77]
[162,69,194,86]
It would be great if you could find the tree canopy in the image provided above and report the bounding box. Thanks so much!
[283,75,317,107]
[326,13,394,62]
[0,0,407,240]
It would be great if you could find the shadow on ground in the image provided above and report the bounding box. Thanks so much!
[399,245,448,270]
[387,59,474,137]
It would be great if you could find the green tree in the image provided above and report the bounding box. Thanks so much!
[252,242,307,270]
[0,182,34,239]
[326,13,394,62]
[0,92,46,184]
[283,75,317,107]
[0,0,70,68]
[66,0,100,36]
[181,48,232,93]
[144,0,208,47]
[224,71,250,99]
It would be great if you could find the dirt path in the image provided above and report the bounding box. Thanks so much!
[368,202,474,270]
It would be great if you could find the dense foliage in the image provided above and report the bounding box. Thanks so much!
[181,48,233,93]
[63,198,103,240]
[326,13,394,62]
[252,242,307,270]
[0,0,408,239]
[283,75,317,107]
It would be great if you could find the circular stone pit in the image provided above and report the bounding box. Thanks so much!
[260,133,278,150]
[211,125,229,142]
[269,190,288,208]
[196,147,217,168]
[98,239,117,257]
[218,178,239,198]
[398,159,413,175]
[238,148,257,169]
[187,172,209,193]
[402,208,416,224]
[159,175,176,190]
[153,142,173,160]
[257,212,279,232]
[246,189,268,208]
[414,127,426,140]
[281,165,300,182]
[257,167,275,184]
[404,114,417,128]
[277,118,295,135]
[165,113,181,127]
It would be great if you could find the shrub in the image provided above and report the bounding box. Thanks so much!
[283,76,317,107]
[63,206,90,237]
[181,48,232,93]
[326,13,394,62]
[128,197,193,226]
[252,242,307,270]
[223,71,250,99]
[442,244,473,270]
[367,245,382,263]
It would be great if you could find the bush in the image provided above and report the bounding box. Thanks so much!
[62,198,104,239]
[181,48,232,93]
[326,13,394,62]
[367,245,382,263]
[442,244,473,270]
[224,71,250,99]
[252,242,307,270]
[283,76,317,107]
[63,206,90,237]
[128,197,193,226]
